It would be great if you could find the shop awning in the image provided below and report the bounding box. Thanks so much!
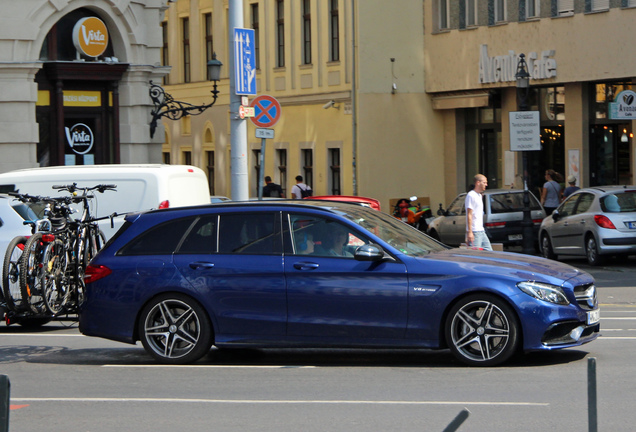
[431,90,491,110]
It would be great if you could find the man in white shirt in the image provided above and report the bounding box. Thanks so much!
[291,175,312,199]
[465,173,493,251]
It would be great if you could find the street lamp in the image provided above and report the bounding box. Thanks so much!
[149,52,223,138]
[515,53,535,255]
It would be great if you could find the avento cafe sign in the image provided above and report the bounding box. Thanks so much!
[72,17,109,58]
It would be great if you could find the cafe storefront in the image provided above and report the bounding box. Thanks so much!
[0,1,168,174]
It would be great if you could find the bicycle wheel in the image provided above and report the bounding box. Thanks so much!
[2,236,28,312]
[19,232,48,314]
[41,238,69,315]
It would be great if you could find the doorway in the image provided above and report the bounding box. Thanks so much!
[590,125,631,186]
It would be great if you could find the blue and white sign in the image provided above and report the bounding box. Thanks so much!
[233,28,256,95]
[610,90,636,120]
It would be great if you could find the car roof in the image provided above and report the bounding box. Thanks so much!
[577,185,636,194]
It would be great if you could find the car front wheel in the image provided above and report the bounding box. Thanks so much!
[445,294,520,366]
[139,294,213,364]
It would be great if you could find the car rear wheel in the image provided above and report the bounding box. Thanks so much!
[585,235,604,266]
[139,294,213,364]
[445,294,520,366]
[2,236,28,312]
[540,233,556,260]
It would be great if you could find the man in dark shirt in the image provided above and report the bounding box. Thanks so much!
[262,176,284,198]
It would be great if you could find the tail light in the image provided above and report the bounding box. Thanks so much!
[485,222,506,229]
[532,218,543,224]
[594,215,616,229]
[84,264,112,284]
[158,200,170,209]
[41,234,56,243]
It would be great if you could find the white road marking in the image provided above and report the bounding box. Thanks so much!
[10,397,548,407]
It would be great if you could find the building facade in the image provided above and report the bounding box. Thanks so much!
[426,0,636,204]
[160,0,443,209]
[0,0,168,174]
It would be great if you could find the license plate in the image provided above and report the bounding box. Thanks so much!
[627,222,636,229]
[587,309,600,325]
[508,234,522,241]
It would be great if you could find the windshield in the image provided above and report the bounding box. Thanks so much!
[335,206,449,257]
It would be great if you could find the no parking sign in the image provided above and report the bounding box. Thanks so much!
[249,95,281,128]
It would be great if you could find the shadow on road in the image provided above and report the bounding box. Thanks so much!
[0,344,590,369]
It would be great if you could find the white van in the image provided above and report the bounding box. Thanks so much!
[0,164,211,239]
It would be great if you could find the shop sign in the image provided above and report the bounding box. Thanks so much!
[65,123,94,155]
[609,90,636,119]
[72,17,109,58]
[479,44,557,85]
[63,91,101,107]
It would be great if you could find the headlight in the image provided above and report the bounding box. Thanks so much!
[517,281,569,305]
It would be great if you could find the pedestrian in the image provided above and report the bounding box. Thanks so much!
[262,176,284,198]
[541,169,562,215]
[465,173,493,251]
[291,175,312,199]
[562,175,580,199]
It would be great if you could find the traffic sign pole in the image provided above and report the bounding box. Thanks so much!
[257,137,266,201]
[228,0,249,201]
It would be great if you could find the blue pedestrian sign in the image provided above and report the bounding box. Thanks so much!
[233,28,256,95]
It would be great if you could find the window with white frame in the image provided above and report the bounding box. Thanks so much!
[466,0,477,26]
[495,0,506,22]
[591,0,609,11]
[526,0,539,18]
[557,0,574,16]
[439,0,449,30]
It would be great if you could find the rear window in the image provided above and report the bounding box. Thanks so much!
[489,192,542,214]
[10,202,39,221]
[119,217,197,255]
[600,191,636,213]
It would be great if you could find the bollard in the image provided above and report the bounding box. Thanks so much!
[0,374,9,432]
[588,357,597,432]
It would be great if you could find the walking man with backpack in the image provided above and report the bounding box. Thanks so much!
[262,176,284,198]
[291,175,312,199]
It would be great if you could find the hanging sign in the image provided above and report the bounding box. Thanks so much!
[72,17,109,58]
[609,90,636,120]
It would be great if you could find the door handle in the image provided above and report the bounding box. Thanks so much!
[189,262,215,270]
[293,262,319,270]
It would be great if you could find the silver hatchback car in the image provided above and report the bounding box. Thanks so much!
[427,189,546,248]
[539,186,636,265]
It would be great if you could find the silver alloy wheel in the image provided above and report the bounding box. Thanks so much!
[142,298,203,360]
[449,299,512,364]
[585,235,603,266]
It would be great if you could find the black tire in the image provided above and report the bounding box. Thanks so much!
[540,233,556,260]
[41,238,69,315]
[445,294,520,366]
[2,236,29,312]
[138,294,213,364]
[16,317,52,328]
[585,234,605,266]
[19,233,48,314]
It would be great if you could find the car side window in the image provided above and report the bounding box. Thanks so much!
[218,212,281,254]
[447,195,465,216]
[573,193,594,215]
[287,214,369,258]
[558,195,578,217]
[177,215,218,254]
[119,216,197,256]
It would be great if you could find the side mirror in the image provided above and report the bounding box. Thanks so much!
[437,203,445,216]
[354,244,385,262]
[551,210,560,221]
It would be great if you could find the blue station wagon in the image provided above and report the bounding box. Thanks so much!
[79,201,599,366]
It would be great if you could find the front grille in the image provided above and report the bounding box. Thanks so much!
[574,283,597,311]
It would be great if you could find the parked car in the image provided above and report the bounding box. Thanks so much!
[539,185,636,265]
[427,189,546,248]
[306,195,381,211]
[79,200,599,366]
